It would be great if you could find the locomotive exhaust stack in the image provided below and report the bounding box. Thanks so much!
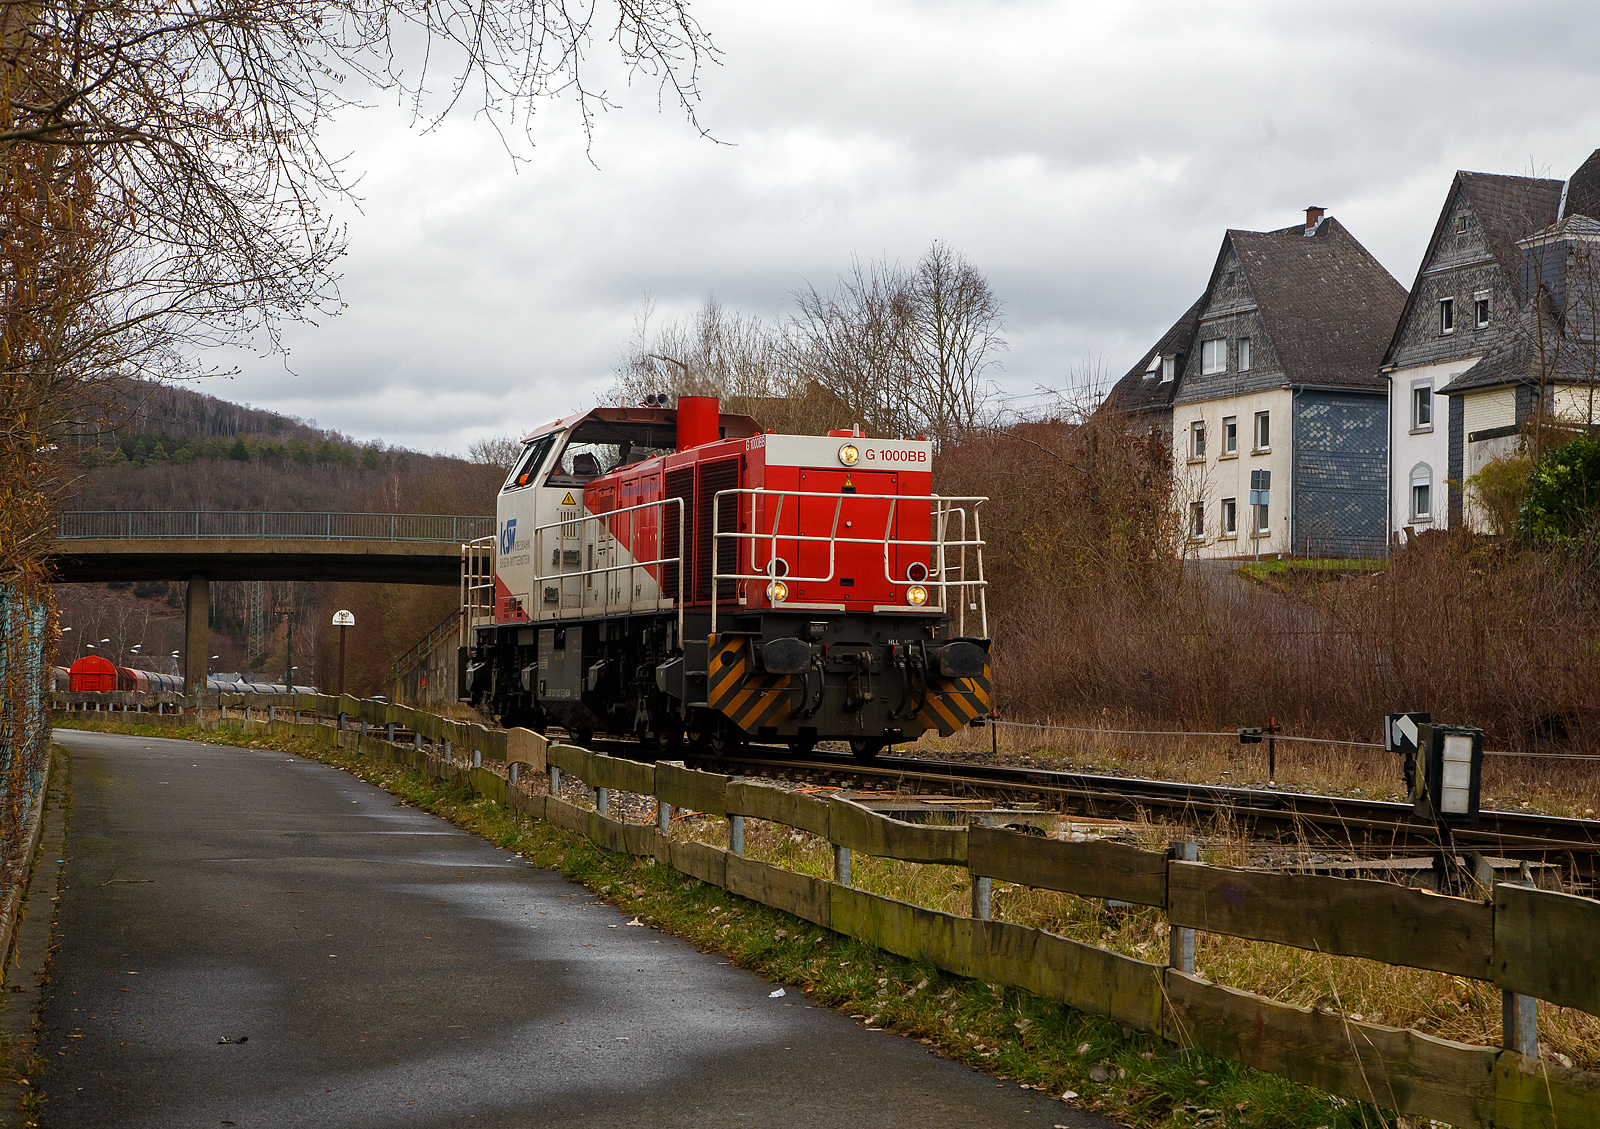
[461,400,990,760]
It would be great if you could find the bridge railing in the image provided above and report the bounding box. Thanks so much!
[57,511,494,542]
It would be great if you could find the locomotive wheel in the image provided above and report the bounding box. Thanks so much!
[849,739,884,762]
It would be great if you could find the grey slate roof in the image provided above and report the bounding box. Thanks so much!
[1099,295,1204,416]
[1563,149,1600,221]
[1458,171,1564,281]
[1224,218,1406,391]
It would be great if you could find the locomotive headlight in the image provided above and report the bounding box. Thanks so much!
[838,443,860,466]
[906,584,928,606]
[766,580,789,603]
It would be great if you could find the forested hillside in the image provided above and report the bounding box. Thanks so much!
[55,380,508,694]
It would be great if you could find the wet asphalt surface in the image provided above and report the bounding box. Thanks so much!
[42,731,1123,1128]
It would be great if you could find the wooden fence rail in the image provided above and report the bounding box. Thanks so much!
[52,689,1600,1128]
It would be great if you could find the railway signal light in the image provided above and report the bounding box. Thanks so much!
[1412,723,1483,824]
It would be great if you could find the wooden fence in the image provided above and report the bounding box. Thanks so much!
[52,690,1600,1128]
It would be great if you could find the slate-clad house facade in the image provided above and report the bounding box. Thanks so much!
[1161,210,1407,558]
[1099,296,1204,435]
[1379,170,1564,537]
[1430,151,1600,531]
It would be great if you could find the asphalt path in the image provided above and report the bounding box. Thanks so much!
[42,731,1123,1129]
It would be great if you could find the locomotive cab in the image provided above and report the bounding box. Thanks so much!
[464,399,990,759]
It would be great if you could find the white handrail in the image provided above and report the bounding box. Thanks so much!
[710,488,987,635]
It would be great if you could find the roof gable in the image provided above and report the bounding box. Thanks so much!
[1382,171,1563,365]
[1563,149,1600,221]
[1226,218,1406,390]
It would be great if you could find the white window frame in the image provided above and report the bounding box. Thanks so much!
[1222,416,1238,456]
[1253,410,1270,452]
[1474,292,1490,329]
[1221,497,1237,536]
[1201,338,1226,375]
[1189,420,1206,460]
[1440,297,1455,335]
[1237,337,1251,372]
[1189,501,1205,540]
[1410,463,1433,522]
[1255,500,1271,534]
[1160,356,1175,383]
[1411,382,1433,432]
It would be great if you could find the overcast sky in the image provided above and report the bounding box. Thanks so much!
[202,0,1600,455]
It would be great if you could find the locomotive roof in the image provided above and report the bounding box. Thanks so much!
[522,404,764,444]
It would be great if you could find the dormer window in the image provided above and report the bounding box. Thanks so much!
[1160,356,1175,383]
[1145,354,1160,379]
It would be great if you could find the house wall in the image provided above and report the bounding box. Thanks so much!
[1387,357,1476,539]
[1292,389,1388,558]
[1452,386,1520,533]
[1171,388,1294,559]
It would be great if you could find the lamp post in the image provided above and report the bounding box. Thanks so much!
[332,609,355,695]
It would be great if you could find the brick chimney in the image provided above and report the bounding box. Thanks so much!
[1304,206,1326,235]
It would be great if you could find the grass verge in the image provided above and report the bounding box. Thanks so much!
[56,716,1417,1128]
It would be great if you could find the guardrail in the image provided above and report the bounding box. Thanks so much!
[56,511,494,542]
[51,689,1600,1128]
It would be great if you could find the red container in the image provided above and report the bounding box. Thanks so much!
[69,655,117,692]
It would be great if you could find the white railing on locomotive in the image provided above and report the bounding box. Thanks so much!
[460,534,497,647]
[526,496,686,634]
[709,487,988,634]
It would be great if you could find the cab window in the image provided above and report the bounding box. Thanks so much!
[504,435,557,490]
[546,420,677,487]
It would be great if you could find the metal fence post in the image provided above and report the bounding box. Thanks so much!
[1503,872,1540,1058]
[509,763,520,787]
[729,774,744,856]
[970,815,994,920]
[834,844,851,886]
[413,732,422,752]
[596,787,608,816]
[549,764,562,797]
[386,722,394,742]
[472,749,481,769]
[659,800,673,835]
[1168,841,1197,974]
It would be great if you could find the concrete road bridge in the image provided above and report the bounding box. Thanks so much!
[49,510,493,690]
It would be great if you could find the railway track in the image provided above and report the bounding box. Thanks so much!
[580,737,1600,882]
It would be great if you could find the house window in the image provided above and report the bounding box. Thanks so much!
[1410,463,1433,521]
[1189,502,1205,540]
[1411,383,1433,431]
[1221,498,1237,536]
[1440,298,1455,334]
[1237,337,1251,372]
[1253,411,1270,451]
[1222,416,1237,455]
[1201,338,1226,375]
[1145,354,1160,379]
[1475,294,1490,329]
[1256,500,1270,534]
[1161,356,1175,383]
[1190,420,1206,459]
[1456,214,1468,234]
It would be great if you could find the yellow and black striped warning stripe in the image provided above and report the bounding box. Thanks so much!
[706,634,796,734]
[915,664,993,736]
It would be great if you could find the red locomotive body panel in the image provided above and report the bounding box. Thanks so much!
[583,431,937,614]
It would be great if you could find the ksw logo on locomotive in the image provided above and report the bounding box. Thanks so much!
[499,519,517,556]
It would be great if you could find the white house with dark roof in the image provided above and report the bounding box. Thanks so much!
[1378,168,1565,539]
[1161,208,1407,559]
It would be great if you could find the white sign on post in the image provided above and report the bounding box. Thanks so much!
[331,609,355,626]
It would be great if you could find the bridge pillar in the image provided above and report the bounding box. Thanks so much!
[185,576,210,694]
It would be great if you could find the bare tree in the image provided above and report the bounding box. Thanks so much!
[792,242,1003,445]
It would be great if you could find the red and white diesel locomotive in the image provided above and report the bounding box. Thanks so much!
[460,397,991,759]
